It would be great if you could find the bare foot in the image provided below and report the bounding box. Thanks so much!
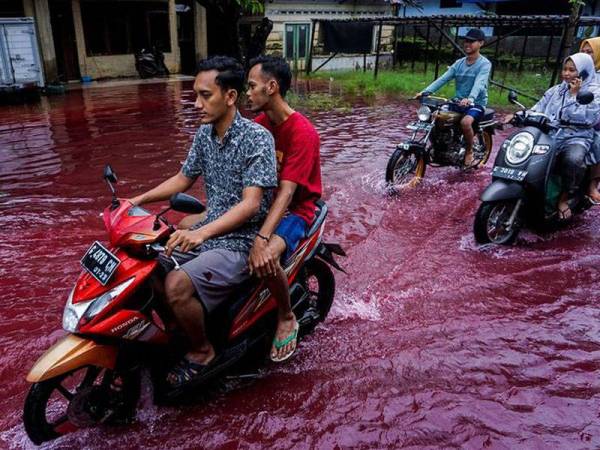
[271,314,298,362]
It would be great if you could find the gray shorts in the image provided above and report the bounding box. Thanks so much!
[159,248,249,313]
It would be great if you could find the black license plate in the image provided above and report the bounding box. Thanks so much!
[81,241,121,285]
[492,166,527,182]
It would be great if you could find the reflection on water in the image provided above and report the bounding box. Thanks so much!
[2,81,600,449]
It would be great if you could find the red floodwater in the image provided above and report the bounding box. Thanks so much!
[2,81,600,449]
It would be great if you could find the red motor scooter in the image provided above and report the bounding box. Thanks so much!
[23,165,345,445]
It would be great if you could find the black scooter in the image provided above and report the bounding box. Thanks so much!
[474,89,595,245]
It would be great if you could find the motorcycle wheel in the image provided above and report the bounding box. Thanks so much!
[385,147,426,188]
[297,258,336,334]
[23,366,139,445]
[474,200,521,245]
[475,131,493,167]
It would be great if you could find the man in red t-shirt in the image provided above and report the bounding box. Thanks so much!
[246,55,322,362]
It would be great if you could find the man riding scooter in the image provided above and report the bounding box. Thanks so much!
[129,56,277,389]
[416,28,491,168]
[245,55,322,362]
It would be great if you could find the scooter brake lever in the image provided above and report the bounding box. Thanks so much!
[148,243,181,270]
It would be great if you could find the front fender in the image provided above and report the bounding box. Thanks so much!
[481,179,526,202]
[398,141,427,159]
[26,334,118,382]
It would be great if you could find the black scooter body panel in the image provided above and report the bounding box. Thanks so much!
[480,179,525,202]
[488,126,557,209]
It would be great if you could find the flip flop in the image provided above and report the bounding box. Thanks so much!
[270,322,299,363]
[586,195,600,206]
[166,356,216,390]
[557,205,572,221]
[462,159,481,171]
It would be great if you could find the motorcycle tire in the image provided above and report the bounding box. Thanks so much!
[23,366,139,445]
[297,258,336,335]
[474,200,521,245]
[476,131,493,167]
[385,146,426,188]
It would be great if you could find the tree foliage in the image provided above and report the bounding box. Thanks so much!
[236,0,264,15]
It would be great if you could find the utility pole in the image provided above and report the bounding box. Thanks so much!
[551,0,583,85]
[562,0,584,62]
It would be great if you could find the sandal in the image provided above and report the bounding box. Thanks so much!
[270,322,299,363]
[557,205,572,221]
[462,158,480,171]
[586,195,600,206]
[166,356,216,389]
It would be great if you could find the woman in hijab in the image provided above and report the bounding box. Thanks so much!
[530,52,600,219]
[580,37,600,72]
[580,37,600,203]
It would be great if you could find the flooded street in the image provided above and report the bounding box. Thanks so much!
[2,80,600,449]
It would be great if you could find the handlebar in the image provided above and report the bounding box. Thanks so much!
[417,93,448,102]
[149,243,166,253]
[418,94,473,109]
[559,119,592,129]
[146,242,181,269]
[512,111,591,131]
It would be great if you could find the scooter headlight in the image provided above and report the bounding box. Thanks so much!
[417,105,431,122]
[505,132,534,165]
[62,288,90,332]
[62,278,135,332]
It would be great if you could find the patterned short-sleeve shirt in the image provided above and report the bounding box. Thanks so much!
[182,110,277,253]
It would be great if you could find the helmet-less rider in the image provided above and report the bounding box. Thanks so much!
[128,56,277,389]
[415,28,491,168]
[506,53,600,220]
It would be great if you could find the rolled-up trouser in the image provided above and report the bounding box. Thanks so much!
[591,132,600,165]
[559,143,588,195]
[590,132,600,179]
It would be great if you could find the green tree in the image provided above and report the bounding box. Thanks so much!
[559,0,584,66]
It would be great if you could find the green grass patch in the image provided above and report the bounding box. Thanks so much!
[286,91,352,112]
[306,63,552,108]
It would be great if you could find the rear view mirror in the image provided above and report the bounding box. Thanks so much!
[508,91,518,104]
[103,165,117,183]
[170,193,205,214]
[577,90,594,105]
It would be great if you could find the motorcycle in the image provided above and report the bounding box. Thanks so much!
[385,95,497,189]
[23,165,345,445]
[134,47,170,79]
[473,90,595,245]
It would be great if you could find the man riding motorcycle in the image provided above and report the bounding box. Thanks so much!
[416,28,491,168]
[505,53,600,220]
[245,55,322,362]
[128,56,277,389]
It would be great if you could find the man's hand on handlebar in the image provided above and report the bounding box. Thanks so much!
[165,228,208,255]
[503,113,515,125]
[458,98,473,107]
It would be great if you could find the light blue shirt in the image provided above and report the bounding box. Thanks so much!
[424,55,492,107]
